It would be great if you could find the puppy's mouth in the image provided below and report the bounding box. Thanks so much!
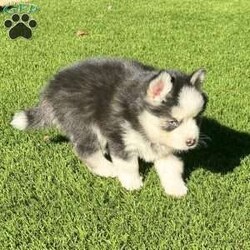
[155,143,198,154]
[172,143,198,153]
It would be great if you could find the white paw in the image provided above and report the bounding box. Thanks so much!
[108,168,118,178]
[119,174,143,191]
[97,166,117,178]
[88,163,117,178]
[163,180,188,198]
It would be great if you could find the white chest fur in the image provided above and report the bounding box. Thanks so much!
[122,122,170,162]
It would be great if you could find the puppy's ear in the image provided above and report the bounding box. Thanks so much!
[190,68,206,89]
[146,72,172,105]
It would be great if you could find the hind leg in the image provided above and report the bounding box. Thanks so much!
[72,130,117,178]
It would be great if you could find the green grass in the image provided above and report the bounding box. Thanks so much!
[1,0,250,249]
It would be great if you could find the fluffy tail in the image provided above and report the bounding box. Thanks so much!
[11,101,54,130]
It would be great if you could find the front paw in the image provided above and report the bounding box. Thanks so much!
[163,180,188,198]
[118,174,143,191]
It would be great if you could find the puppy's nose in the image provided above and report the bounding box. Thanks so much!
[186,138,196,147]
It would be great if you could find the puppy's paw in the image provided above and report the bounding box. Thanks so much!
[98,166,117,178]
[119,175,143,191]
[88,163,117,178]
[163,180,188,198]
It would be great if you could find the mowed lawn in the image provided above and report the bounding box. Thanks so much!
[1,0,250,249]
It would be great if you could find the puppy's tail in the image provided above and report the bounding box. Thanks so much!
[11,101,54,131]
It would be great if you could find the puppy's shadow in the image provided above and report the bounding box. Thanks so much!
[48,134,69,143]
[183,117,250,178]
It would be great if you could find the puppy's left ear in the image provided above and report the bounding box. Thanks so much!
[146,71,173,105]
[190,68,206,89]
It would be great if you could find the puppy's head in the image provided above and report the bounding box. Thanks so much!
[140,68,207,152]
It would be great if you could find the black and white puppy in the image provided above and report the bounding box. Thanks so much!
[11,58,207,197]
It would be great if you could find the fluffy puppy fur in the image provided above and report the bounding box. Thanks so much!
[11,58,207,197]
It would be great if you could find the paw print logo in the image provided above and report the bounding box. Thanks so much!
[4,13,37,39]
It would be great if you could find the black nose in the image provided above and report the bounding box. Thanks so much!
[186,138,196,147]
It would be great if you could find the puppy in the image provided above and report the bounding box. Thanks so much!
[11,58,207,197]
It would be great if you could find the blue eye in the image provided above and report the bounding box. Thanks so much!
[166,120,179,131]
[168,120,178,126]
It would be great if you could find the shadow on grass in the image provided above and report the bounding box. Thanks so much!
[183,117,250,178]
[48,134,69,143]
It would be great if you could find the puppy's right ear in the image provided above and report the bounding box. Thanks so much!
[146,72,172,105]
[190,68,206,89]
